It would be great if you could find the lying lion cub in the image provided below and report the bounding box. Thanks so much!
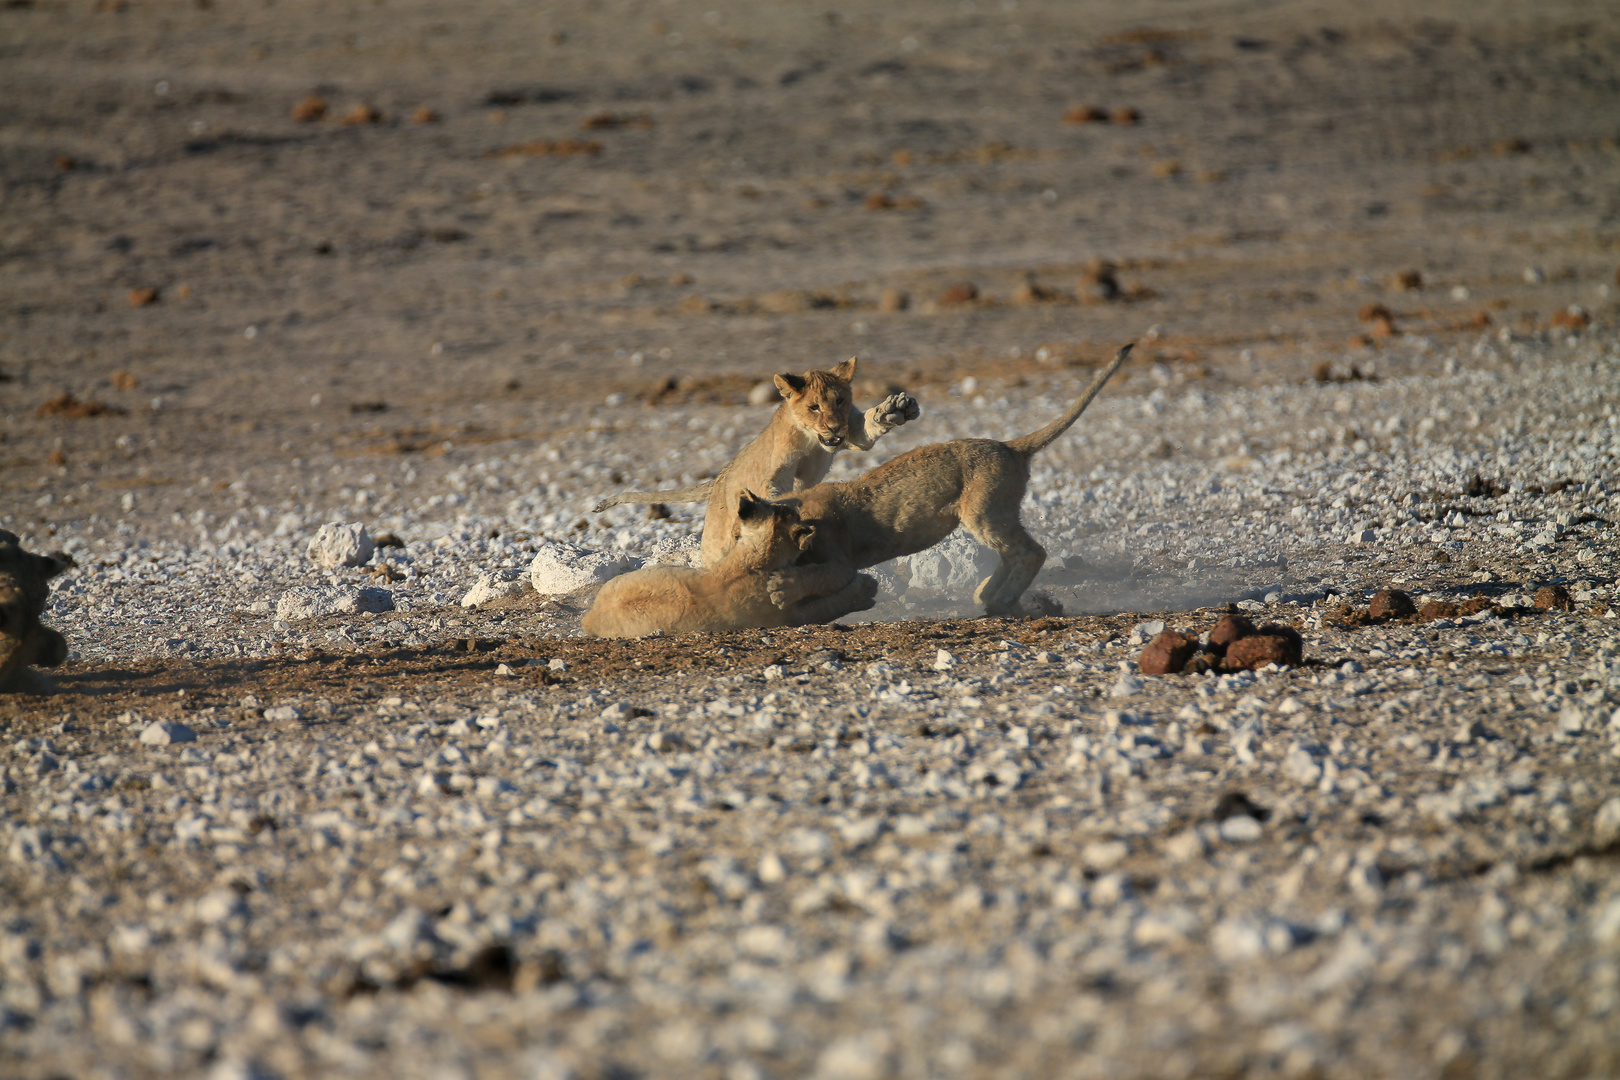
[594,358,919,567]
[0,530,70,695]
[773,343,1135,620]
[582,491,875,638]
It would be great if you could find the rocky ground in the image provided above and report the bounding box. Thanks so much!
[4,1,1620,1078]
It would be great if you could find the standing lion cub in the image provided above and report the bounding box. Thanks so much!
[581,491,874,638]
[594,358,919,566]
[770,343,1135,620]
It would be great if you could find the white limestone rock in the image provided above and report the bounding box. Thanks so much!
[461,570,531,608]
[139,721,197,746]
[644,534,703,568]
[276,585,394,621]
[901,533,998,597]
[306,521,374,568]
[528,539,641,595]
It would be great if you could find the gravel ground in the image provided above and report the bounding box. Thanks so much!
[5,330,1620,1080]
[5,0,1620,1076]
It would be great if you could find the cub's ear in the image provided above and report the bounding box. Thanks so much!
[789,523,817,549]
[38,551,72,579]
[773,372,806,397]
[736,490,761,520]
[831,357,856,382]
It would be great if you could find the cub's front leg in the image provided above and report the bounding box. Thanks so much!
[847,391,921,451]
[787,573,878,626]
[766,562,856,609]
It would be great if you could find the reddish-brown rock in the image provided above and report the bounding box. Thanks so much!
[1256,623,1304,653]
[938,282,979,306]
[1550,307,1590,330]
[291,95,327,122]
[1368,589,1416,620]
[339,103,382,126]
[1208,614,1257,649]
[1225,633,1303,670]
[1181,650,1217,675]
[1534,585,1573,611]
[1139,630,1197,675]
[1417,600,1459,622]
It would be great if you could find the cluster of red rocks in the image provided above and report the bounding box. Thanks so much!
[1327,585,1573,628]
[1139,614,1304,676]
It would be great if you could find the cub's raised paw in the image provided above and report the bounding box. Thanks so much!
[875,392,921,429]
[766,572,794,609]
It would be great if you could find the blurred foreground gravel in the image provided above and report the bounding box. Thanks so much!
[4,331,1620,1079]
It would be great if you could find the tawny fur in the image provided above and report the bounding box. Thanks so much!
[0,529,70,695]
[592,358,920,566]
[582,492,874,638]
[772,343,1135,620]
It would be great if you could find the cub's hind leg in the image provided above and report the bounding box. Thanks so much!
[958,467,1046,615]
[962,516,1046,616]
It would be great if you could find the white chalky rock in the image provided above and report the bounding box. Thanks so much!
[1131,620,1167,644]
[1283,743,1323,785]
[1110,674,1144,698]
[139,721,196,746]
[263,705,303,723]
[902,533,997,597]
[933,650,957,671]
[194,889,245,924]
[461,571,530,608]
[306,522,374,568]
[528,539,640,595]
[1348,528,1378,545]
[1082,839,1129,871]
[645,534,702,567]
[1219,815,1264,842]
[816,1031,895,1080]
[1594,797,1620,848]
[1211,918,1268,961]
[275,585,393,621]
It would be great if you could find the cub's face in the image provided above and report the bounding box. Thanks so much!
[732,492,817,568]
[773,357,856,450]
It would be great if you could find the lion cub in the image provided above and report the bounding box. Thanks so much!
[594,358,919,566]
[0,530,70,694]
[582,491,874,638]
[773,344,1135,620]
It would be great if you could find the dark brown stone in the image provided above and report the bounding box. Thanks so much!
[1224,633,1303,670]
[1534,585,1573,612]
[1181,651,1217,675]
[1139,630,1197,676]
[1368,589,1416,620]
[1417,600,1459,622]
[1208,614,1257,649]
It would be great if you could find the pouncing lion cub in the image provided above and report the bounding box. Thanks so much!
[581,491,875,638]
[594,358,919,567]
[772,343,1135,620]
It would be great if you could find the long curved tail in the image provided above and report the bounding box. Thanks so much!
[593,480,715,513]
[1004,342,1133,457]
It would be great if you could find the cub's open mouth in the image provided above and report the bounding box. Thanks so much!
[819,434,845,448]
